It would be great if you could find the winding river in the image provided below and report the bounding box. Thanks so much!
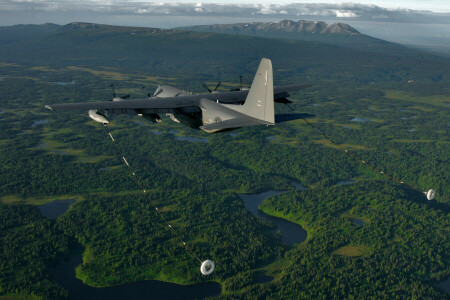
[42,181,307,298]
[39,202,221,299]
[238,182,308,245]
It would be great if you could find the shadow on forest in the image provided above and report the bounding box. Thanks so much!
[275,113,315,123]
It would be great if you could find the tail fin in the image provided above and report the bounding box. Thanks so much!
[242,58,274,124]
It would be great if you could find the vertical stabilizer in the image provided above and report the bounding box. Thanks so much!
[222,58,274,124]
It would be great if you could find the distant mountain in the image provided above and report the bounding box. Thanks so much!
[177,20,360,36]
[64,22,170,34]
[0,23,60,46]
[175,20,406,54]
[0,22,447,84]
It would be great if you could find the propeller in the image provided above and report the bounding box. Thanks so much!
[142,86,152,98]
[110,84,116,98]
[230,75,249,91]
[203,81,221,93]
[153,86,163,97]
[110,84,130,100]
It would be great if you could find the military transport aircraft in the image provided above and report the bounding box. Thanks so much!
[45,58,310,133]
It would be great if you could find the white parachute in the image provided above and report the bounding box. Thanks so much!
[426,189,435,201]
[200,260,215,276]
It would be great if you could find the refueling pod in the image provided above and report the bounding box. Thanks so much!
[138,113,162,123]
[89,110,109,124]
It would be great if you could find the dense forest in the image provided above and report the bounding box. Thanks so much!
[0,23,448,299]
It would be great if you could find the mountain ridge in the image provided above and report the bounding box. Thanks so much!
[174,19,415,54]
[177,20,361,36]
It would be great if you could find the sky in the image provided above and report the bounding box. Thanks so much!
[0,1,449,53]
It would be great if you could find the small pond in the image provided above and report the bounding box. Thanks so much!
[254,274,274,284]
[38,199,77,219]
[336,180,356,186]
[437,276,450,294]
[54,80,76,86]
[151,130,164,135]
[265,136,278,141]
[176,136,208,143]
[350,117,372,123]
[31,119,50,128]
[351,219,365,226]
[134,120,147,126]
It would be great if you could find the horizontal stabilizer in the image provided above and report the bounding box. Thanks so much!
[200,116,270,133]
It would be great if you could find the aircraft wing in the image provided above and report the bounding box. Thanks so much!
[45,84,310,111]
[45,95,200,111]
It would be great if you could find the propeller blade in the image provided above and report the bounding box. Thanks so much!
[153,86,163,97]
[110,84,116,98]
[203,83,212,93]
[213,81,221,91]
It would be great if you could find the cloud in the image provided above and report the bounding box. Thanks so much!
[0,1,449,24]
[334,10,359,18]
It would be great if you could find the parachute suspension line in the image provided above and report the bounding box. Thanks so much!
[301,119,435,200]
[102,124,215,273]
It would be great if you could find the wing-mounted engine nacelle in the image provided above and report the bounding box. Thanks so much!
[139,113,162,123]
[166,113,202,129]
[154,85,192,98]
[88,109,109,124]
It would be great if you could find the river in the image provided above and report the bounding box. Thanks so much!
[238,182,308,245]
[51,254,221,300]
[39,200,221,299]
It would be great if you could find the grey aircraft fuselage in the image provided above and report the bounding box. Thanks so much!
[46,58,310,133]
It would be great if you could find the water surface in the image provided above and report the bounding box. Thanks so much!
[254,274,273,284]
[238,182,307,245]
[54,80,75,86]
[351,219,365,226]
[351,117,372,123]
[176,136,208,143]
[151,130,164,135]
[31,119,49,128]
[437,276,450,294]
[38,199,76,219]
[52,255,221,300]
[336,180,356,185]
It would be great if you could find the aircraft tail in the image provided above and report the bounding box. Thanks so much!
[241,58,274,124]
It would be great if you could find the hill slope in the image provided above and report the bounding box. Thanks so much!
[0,22,448,86]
